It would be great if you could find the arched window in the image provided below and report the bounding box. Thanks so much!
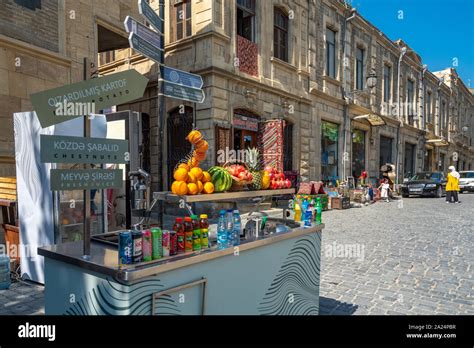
[274,8,288,62]
[167,106,193,179]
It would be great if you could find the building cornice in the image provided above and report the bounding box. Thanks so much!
[0,34,72,68]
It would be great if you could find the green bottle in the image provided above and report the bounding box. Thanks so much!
[315,197,322,224]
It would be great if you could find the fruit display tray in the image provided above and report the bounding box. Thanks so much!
[153,188,295,203]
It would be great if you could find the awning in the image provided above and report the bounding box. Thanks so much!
[426,139,449,146]
[353,114,386,126]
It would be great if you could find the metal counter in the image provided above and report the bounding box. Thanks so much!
[38,222,324,283]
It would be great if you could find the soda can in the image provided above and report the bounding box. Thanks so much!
[142,230,152,262]
[132,230,143,263]
[170,231,177,256]
[118,231,132,265]
[162,231,170,257]
[151,227,163,260]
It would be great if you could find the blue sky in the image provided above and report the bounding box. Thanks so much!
[350,0,474,88]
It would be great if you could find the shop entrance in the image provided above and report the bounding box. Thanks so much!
[232,109,259,152]
[424,148,433,171]
[351,129,366,179]
[321,121,339,183]
[379,136,393,178]
[404,143,416,179]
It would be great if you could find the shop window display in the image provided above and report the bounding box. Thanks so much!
[321,121,339,184]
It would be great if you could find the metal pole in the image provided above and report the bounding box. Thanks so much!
[83,57,91,259]
[157,0,165,228]
[396,48,406,187]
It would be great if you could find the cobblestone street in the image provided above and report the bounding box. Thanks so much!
[0,194,472,315]
[319,193,474,315]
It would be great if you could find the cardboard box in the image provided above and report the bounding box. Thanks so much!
[331,196,350,209]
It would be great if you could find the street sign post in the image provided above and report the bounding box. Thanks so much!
[31,69,149,128]
[138,0,164,33]
[124,16,162,49]
[161,66,203,89]
[162,81,205,103]
[129,32,164,64]
[40,135,129,164]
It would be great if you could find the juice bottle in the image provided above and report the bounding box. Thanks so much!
[191,215,201,251]
[199,214,209,248]
[173,218,185,254]
[183,217,193,252]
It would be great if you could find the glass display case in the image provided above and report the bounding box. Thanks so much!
[53,187,106,244]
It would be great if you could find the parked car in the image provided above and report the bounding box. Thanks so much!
[459,171,474,193]
[401,172,446,198]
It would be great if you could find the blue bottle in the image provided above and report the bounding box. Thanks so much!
[232,210,241,246]
[225,209,234,247]
[217,210,228,250]
[303,209,313,228]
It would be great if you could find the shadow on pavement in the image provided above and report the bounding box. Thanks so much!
[320,297,358,315]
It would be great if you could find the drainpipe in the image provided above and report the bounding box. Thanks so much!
[342,8,356,182]
[395,46,407,186]
[420,64,428,172]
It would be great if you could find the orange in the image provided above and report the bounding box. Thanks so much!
[174,167,188,182]
[202,171,211,183]
[171,180,180,194]
[187,171,197,183]
[177,163,190,171]
[175,181,188,195]
[203,182,214,194]
[193,151,206,161]
[195,140,209,153]
[196,180,203,193]
[186,130,202,144]
[190,167,203,181]
[188,157,199,168]
[187,183,198,195]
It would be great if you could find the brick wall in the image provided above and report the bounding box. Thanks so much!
[0,0,59,52]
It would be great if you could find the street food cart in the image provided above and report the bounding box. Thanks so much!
[38,189,324,315]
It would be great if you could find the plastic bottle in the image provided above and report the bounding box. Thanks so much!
[217,210,227,250]
[225,209,234,248]
[303,208,313,228]
[199,214,209,249]
[183,217,193,252]
[232,210,241,246]
[191,215,201,251]
[315,197,322,225]
[173,218,185,254]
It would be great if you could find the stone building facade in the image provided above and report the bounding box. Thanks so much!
[0,0,473,188]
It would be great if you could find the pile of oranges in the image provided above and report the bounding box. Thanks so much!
[171,163,214,195]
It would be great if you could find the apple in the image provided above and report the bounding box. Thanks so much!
[285,179,291,188]
[238,172,247,180]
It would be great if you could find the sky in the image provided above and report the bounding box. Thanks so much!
[350,0,474,88]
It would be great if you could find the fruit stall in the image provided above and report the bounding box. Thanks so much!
[38,129,325,315]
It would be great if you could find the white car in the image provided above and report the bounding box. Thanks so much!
[459,171,474,193]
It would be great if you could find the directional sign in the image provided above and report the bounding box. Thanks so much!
[138,0,163,33]
[124,16,162,49]
[40,135,129,164]
[50,169,123,191]
[163,81,205,104]
[30,69,149,128]
[161,66,203,89]
[129,32,164,64]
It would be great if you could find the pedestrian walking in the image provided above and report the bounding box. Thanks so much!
[446,165,461,203]
[378,179,391,203]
